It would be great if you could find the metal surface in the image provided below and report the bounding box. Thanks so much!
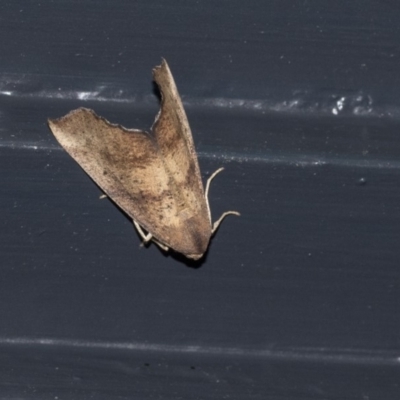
[1,1,400,399]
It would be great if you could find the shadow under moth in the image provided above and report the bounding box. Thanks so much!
[48,59,239,260]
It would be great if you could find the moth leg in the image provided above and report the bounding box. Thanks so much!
[151,238,169,252]
[133,220,169,252]
[205,168,240,235]
[133,220,153,243]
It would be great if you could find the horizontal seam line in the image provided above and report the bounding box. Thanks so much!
[1,143,400,169]
[0,337,398,366]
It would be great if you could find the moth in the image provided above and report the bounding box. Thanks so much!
[48,59,239,260]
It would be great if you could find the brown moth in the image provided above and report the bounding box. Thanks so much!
[48,59,239,260]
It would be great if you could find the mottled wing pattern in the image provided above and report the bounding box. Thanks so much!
[49,60,213,258]
[49,108,186,249]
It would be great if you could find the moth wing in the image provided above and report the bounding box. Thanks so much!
[152,60,210,226]
[49,108,205,254]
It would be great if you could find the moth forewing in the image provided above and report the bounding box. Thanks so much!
[48,59,239,260]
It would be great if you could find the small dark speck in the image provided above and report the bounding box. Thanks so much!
[144,363,150,367]
[190,366,195,370]
[103,170,108,175]
[357,177,367,186]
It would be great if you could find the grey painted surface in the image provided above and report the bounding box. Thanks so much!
[1,1,400,398]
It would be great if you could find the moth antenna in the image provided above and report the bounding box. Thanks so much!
[212,210,241,235]
[205,167,225,221]
[205,167,240,234]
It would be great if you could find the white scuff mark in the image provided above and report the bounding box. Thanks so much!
[332,96,345,115]
[77,91,100,100]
